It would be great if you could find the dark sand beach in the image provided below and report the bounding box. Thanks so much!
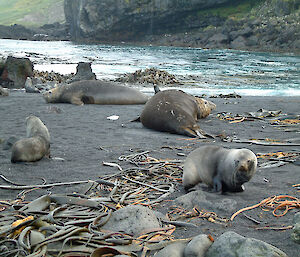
[0,90,299,256]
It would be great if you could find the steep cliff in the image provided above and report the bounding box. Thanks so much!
[64,0,300,53]
[64,0,232,41]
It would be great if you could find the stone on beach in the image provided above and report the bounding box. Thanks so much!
[101,205,161,236]
[1,56,33,88]
[206,231,288,257]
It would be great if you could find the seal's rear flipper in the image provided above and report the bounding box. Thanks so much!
[130,116,141,122]
[182,127,205,138]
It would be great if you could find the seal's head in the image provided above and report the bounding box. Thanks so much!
[43,87,60,103]
[195,97,216,118]
[231,149,257,189]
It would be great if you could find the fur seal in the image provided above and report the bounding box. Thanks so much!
[140,89,216,138]
[11,115,50,163]
[43,80,149,105]
[183,145,257,193]
[0,86,9,96]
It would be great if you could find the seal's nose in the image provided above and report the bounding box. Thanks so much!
[239,164,247,172]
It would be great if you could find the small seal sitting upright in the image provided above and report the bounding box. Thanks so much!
[183,145,257,193]
[11,115,50,163]
[0,86,9,96]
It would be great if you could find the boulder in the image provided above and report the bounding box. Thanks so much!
[183,234,214,257]
[230,35,247,49]
[208,33,229,44]
[154,242,187,257]
[174,190,237,215]
[3,56,33,88]
[291,212,300,244]
[101,205,161,236]
[206,231,288,257]
[66,62,96,83]
[174,190,207,210]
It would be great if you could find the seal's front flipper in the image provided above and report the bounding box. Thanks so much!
[184,184,196,192]
[231,184,245,192]
[213,177,222,192]
[70,97,84,105]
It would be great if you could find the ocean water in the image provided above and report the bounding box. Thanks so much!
[0,39,299,96]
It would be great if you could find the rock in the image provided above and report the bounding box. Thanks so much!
[206,231,288,257]
[293,212,300,224]
[183,234,214,257]
[154,242,188,257]
[291,212,300,244]
[213,198,237,213]
[239,26,253,37]
[66,62,96,83]
[0,86,9,96]
[208,33,229,44]
[174,190,237,216]
[246,35,259,47]
[0,24,35,40]
[230,35,247,49]
[174,190,207,210]
[101,205,161,236]
[3,56,33,89]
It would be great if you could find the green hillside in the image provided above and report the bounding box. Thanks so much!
[0,0,65,27]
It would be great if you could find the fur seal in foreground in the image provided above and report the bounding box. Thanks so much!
[140,89,216,138]
[43,80,149,105]
[11,115,50,163]
[183,145,257,193]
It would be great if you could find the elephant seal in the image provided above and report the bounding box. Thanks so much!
[140,89,216,138]
[43,80,149,105]
[11,115,50,163]
[183,145,257,193]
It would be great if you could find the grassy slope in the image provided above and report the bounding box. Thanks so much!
[0,0,64,27]
[197,0,264,20]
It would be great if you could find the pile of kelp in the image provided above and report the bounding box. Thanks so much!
[116,67,181,85]
[0,152,185,256]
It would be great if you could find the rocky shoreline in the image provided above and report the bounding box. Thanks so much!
[0,0,299,54]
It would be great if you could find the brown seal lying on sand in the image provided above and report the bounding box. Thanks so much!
[140,89,216,137]
[183,145,257,193]
[43,80,149,105]
[11,115,50,163]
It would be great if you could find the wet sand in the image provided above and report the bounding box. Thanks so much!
[0,90,299,256]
